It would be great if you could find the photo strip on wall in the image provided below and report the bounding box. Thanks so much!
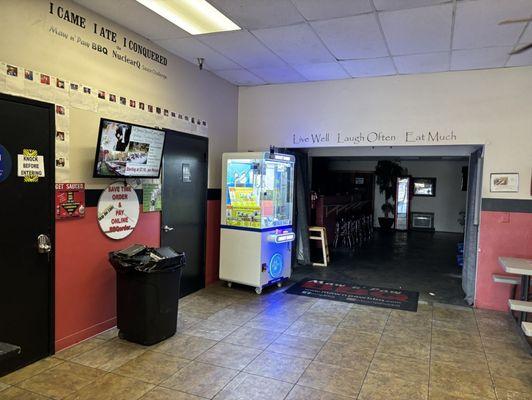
[0,60,210,182]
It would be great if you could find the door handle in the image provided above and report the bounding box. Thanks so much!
[37,234,51,254]
[162,225,174,232]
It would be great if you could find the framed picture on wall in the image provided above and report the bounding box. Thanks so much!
[490,173,519,192]
[413,178,436,197]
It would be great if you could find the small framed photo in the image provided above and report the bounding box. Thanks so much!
[490,173,519,192]
[413,178,436,197]
[55,105,65,115]
[40,74,50,85]
[7,65,18,77]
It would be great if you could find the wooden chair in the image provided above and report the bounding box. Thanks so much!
[309,226,330,267]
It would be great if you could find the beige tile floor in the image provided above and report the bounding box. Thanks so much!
[1,283,531,400]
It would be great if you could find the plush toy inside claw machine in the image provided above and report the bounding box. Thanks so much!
[219,152,295,294]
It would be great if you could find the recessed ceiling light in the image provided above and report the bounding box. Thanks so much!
[135,0,240,35]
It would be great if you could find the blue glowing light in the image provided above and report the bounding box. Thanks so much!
[268,253,284,278]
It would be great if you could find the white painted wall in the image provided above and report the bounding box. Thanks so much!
[328,159,468,233]
[238,67,532,200]
[0,0,238,188]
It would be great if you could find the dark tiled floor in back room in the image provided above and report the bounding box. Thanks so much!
[293,230,469,306]
[1,284,531,399]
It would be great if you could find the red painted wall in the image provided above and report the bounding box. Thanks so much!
[475,211,532,311]
[55,199,221,352]
[54,207,160,351]
[205,199,221,285]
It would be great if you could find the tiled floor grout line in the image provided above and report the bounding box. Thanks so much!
[199,298,307,399]
[427,304,434,400]
[267,297,321,399]
[76,303,350,398]
[285,306,342,400]
[354,310,391,400]
[474,311,501,400]
[4,358,66,388]
[194,301,261,399]
[14,385,56,399]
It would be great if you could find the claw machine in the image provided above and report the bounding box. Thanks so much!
[219,152,296,294]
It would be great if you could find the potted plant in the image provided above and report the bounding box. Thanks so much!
[375,160,404,230]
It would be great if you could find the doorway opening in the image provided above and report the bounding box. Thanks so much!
[292,145,483,307]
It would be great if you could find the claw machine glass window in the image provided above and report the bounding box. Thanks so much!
[261,160,293,228]
[226,159,262,228]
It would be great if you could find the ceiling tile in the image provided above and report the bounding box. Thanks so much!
[197,30,286,69]
[249,66,307,84]
[73,0,190,40]
[453,0,532,50]
[394,52,450,73]
[292,0,373,21]
[292,62,350,80]
[379,4,453,56]
[252,24,334,65]
[522,23,532,42]
[373,0,451,11]
[154,37,241,71]
[311,14,389,60]
[206,0,304,29]
[506,44,532,67]
[451,46,513,70]
[340,57,396,77]
[213,69,265,85]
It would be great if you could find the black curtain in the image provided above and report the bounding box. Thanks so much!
[462,148,482,305]
[281,148,311,265]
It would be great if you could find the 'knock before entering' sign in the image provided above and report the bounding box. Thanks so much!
[17,149,45,182]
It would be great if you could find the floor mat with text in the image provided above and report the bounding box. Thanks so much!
[286,278,419,312]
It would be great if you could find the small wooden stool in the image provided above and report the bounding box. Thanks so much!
[309,226,330,267]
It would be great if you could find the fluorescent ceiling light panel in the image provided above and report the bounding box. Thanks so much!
[135,0,240,35]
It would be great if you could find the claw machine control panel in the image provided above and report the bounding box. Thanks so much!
[219,152,296,294]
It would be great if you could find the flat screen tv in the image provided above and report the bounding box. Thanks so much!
[93,118,166,178]
[413,177,436,197]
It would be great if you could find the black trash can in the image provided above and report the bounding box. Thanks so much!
[109,245,185,346]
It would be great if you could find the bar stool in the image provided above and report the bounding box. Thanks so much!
[309,226,330,267]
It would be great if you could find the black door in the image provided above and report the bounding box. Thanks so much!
[0,94,55,376]
[162,131,208,297]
